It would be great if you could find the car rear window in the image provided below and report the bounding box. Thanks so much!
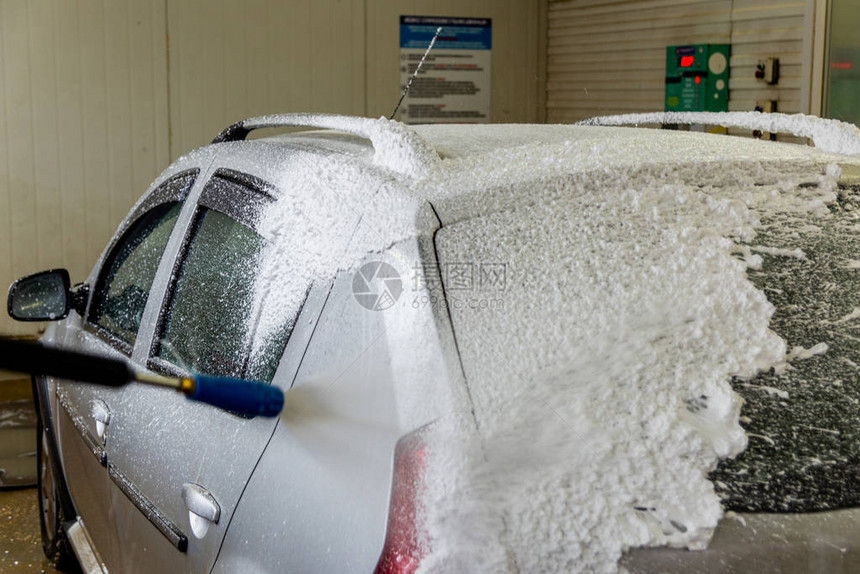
[434,171,860,519]
[711,193,860,512]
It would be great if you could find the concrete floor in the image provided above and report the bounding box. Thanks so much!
[0,376,37,488]
[0,487,61,573]
[0,373,62,573]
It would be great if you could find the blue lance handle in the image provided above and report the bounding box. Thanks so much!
[0,338,284,418]
[187,375,284,418]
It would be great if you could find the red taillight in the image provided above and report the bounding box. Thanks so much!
[374,429,428,574]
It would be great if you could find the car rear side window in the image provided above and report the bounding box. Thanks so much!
[151,172,296,383]
[88,202,183,350]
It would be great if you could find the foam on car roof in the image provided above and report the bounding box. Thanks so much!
[213,113,441,179]
[579,112,860,156]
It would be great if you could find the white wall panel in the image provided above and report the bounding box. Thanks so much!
[166,0,367,156]
[0,0,169,337]
[2,2,39,342]
[0,5,9,338]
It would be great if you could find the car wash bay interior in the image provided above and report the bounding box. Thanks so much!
[0,0,857,569]
[0,0,848,338]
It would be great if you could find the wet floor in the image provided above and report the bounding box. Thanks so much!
[0,487,61,573]
[0,398,37,490]
[0,373,61,573]
[0,375,37,489]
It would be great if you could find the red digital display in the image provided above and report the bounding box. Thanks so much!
[680,55,695,68]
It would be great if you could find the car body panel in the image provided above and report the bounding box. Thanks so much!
[104,269,334,574]
[44,152,215,571]
[23,117,860,572]
[94,146,332,572]
[214,230,467,573]
[54,321,132,570]
[75,137,397,572]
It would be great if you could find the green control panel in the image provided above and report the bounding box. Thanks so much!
[665,44,730,112]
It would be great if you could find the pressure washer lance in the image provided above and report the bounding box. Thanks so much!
[0,338,284,417]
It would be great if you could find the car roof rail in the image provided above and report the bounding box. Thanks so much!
[212,113,440,178]
[578,111,860,156]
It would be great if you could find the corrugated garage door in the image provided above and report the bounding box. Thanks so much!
[729,0,807,115]
[547,0,810,127]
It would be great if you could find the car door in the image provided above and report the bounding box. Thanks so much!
[54,170,198,569]
[105,168,311,573]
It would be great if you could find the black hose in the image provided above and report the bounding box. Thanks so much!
[0,337,132,387]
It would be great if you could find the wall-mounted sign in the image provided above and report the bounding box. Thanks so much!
[399,16,492,124]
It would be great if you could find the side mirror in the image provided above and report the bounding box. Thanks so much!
[8,269,72,322]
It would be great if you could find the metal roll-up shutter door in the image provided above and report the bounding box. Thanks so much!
[547,0,809,143]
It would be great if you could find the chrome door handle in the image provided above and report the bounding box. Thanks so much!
[91,399,111,443]
[182,483,220,539]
